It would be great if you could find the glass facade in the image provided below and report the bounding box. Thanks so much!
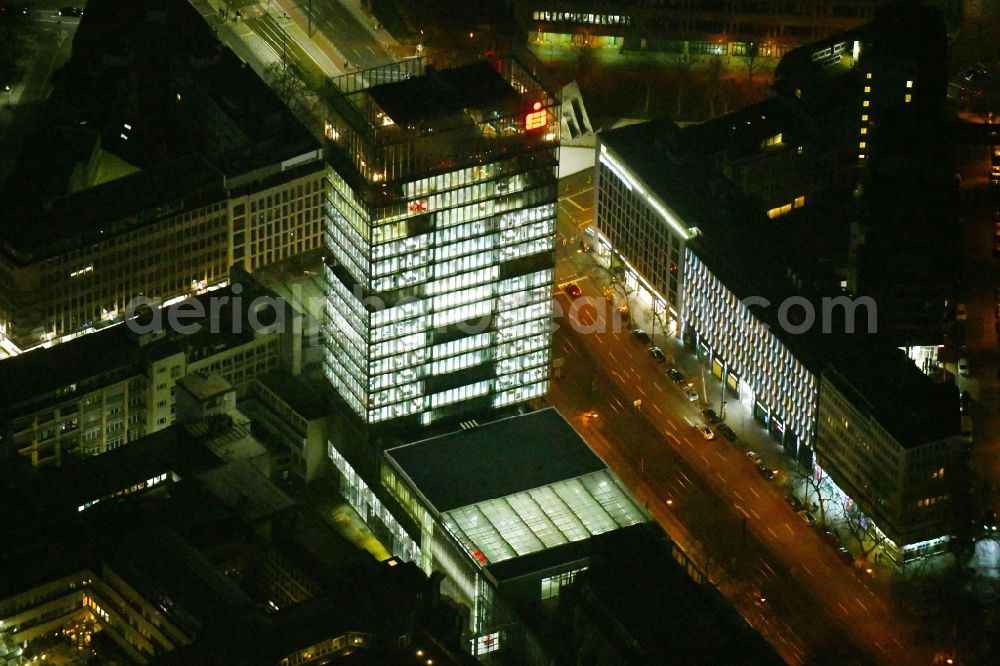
[440,469,645,566]
[322,57,560,425]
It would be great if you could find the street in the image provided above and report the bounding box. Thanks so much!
[549,175,928,664]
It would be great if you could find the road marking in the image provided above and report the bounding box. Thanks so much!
[594,334,604,345]
[750,487,760,498]
[667,419,677,431]
[837,602,850,615]
[733,490,744,501]
[758,558,776,577]
[678,470,694,486]
[767,526,778,539]
[608,351,620,364]
[636,384,646,396]
[716,472,727,485]
[784,523,794,535]
[701,454,711,465]
[666,433,681,448]
[874,641,885,653]
[715,450,725,462]
[802,564,814,576]
[566,197,585,210]
[652,381,663,392]
[735,505,749,518]
[652,404,662,414]
[750,508,762,521]
[893,638,903,649]
[855,598,868,612]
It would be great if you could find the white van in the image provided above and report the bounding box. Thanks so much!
[958,358,970,376]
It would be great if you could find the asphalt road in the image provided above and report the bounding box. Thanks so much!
[550,180,928,665]
[299,0,393,69]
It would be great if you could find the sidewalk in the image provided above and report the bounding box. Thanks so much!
[271,0,346,75]
[573,243,923,584]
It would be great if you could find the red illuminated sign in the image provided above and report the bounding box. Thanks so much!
[525,102,547,131]
[408,199,427,213]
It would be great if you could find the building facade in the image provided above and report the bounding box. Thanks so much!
[517,0,878,58]
[0,154,324,354]
[816,367,966,566]
[0,279,300,467]
[682,252,819,462]
[322,56,560,427]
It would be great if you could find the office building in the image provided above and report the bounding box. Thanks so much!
[0,0,325,353]
[351,408,650,661]
[321,55,560,427]
[589,3,963,563]
[517,0,879,59]
[595,120,821,462]
[0,274,301,467]
[816,345,966,565]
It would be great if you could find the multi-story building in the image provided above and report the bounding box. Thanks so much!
[816,347,965,565]
[245,370,330,483]
[590,4,963,563]
[516,0,879,59]
[322,55,560,427]
[0,276,301,467]
[0,0,325,353]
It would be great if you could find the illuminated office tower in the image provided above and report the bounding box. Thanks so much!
[322,56,560,426]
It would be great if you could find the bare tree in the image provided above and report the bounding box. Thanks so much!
[841,503,888,560]
[788,462,837,526]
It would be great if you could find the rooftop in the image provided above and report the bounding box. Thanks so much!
[385,408,606,513]
[176,372,233,401]
[823,335,961,447]
[255,370,329,421]
[367,61,521,126]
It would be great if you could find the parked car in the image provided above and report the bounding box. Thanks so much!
[667,368,685,384]
[562,282,581,298]
[632,328,650,344]
[785,494,804,511]
[718,423,737,441]
[746,450,761,464]
[956,303,967,321]
[960,390,971,413]
[797,510,817,526]
[58,7,84,17]
[958,357,970,376]
[818,527,839,546]
[649,346,666,363]
[684,386,699,402]
[836,546,853,564]
[701,408,721,424]
[697,425,716,441]
[757,463,778,480]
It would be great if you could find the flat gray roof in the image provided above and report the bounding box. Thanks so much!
[385,408,606,513]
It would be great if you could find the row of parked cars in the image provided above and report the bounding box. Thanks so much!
[783,494,854,564]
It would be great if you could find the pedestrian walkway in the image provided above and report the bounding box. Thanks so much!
[270,0,345,76]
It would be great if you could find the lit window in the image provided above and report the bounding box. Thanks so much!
[906,80,913,88]
[861,114,868,121]
[866,72,872,79]
[904,94,911,103]
[860,128,867,135]
[794,196,805,208]
[862,100,870,107]
[858,142,866,148]
[863,86,871,93]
